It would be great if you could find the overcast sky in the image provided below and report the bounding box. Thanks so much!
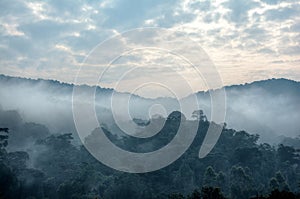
[0,0,299,95]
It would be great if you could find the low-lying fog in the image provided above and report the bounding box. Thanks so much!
[0,75,299,150]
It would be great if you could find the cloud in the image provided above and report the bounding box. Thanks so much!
[290,23,300,32]
[97,0,181,29]
[19,20,72,41]
[280,45,300,55]
[0,0,299,92]
[260,0,297,5]
[258,48,276,54]
[0,0,30,16]
[260,0,281,5]
[189,0,212,11]
[224,0,260,24]
[264,6,300,21]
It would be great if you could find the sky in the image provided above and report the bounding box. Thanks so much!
[0,0,300,96]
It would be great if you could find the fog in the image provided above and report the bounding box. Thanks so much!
[223,79,300,143]
[0,75,299,148]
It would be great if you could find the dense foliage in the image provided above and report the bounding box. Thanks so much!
[0,111,299,199]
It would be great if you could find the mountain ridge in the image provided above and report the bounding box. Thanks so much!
[1,73,299,99]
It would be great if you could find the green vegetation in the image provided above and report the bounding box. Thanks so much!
[0,112,299,199]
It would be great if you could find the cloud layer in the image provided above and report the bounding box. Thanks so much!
[0,0,299,94]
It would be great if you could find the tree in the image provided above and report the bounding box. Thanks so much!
[192,110,207,122]
[0,163,18,199]
[268,189,296,199]
[201,187,226,199]
[173,162,195,194]
[274,171,290,191]
[168,111,186,122]
[230,166,255,199]
[203,166,217,187]
[168,193,185,199]
[34,133,81,188]
[187,189,201,199]
[216,171,227,192]
[233,147,262,169]
[269,178,279,191]
[277,144,298,164]
[0,127,9,150]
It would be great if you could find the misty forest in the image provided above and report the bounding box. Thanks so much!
[0,75,300,199]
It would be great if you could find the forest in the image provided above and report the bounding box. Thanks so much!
[1,0,300,197]
[1,110,299,199]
